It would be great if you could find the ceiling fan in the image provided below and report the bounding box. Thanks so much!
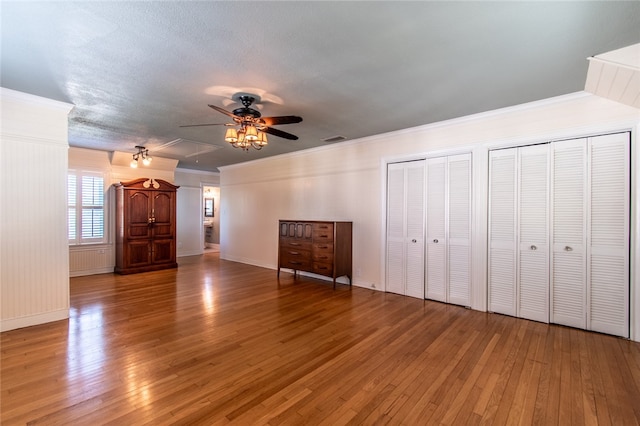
[180,94,302,150]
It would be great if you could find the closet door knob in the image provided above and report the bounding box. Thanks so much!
[530,245,537,250]
[433,239,439,243]
[411,239,417,243]
[564,246,573,251]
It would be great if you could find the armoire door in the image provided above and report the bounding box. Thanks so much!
[425,153,471,306]
[386,160,425,298]
[125,189,152,267]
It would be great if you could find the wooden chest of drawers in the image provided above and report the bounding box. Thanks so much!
[278,220,352,288]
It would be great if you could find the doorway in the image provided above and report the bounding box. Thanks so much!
[203,186,220,253]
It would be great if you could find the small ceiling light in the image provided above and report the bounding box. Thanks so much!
[131,145,152,168]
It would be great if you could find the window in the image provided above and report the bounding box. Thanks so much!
[68,171,105,244]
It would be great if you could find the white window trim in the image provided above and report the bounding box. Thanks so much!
[68,169,107,246]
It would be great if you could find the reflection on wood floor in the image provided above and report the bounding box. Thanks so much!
[2,252,640,424]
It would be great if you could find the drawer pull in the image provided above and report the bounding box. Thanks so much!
[320,234,328,238]
[288,261,301,265]
[289,251,300,255]
[290,242,300,246]
[318,245,328,249]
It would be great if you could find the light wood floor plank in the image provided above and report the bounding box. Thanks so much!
[2,253,639,425]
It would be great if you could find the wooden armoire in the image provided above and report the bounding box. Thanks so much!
[113,178,179,274]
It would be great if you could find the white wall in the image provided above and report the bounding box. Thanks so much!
[220,92,640,341]
[1,88,74,331]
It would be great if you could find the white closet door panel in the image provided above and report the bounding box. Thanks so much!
[406,162,425,299]
[426,244,446,301]
[387,165,406,239]
[519,145,549,245]
[426,157,447,302]
[588,133,629,337]
[406,163,425,240]
[426,158,446,240]
[518,144,549,322]
[448,154,471,306]
[488,150,517,316]
[489,152,517,244]
[489,249,516,315]
[590,254,627,335]
[551,139,587,328]
[449,244,470,306]
[386,164,406,295]
[519,251,549,322]
[552,252,586,328]
[406,239,425,299]
[448,154,471,240]
[386,240,405,295]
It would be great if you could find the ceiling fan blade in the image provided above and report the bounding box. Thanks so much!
[208,104,238,119]
[263,126,299,140]
[179,123,231,128]
[260,115,303,126]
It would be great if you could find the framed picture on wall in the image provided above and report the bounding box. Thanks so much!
[204,198,214,217]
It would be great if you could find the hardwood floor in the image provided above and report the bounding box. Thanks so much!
[2,253,640,425]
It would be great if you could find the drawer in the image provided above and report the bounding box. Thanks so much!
[281,256,312,269]
[280,246,312,270]
[312,223,334,242]
[280,238,312,251]
[313,262,334,276]
[312,246,333,262]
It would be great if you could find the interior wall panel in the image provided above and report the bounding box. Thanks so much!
[1,88,73,331]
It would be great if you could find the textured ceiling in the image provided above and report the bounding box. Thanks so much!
[2,1,639,172]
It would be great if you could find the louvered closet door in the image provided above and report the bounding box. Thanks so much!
[551,138,587,329]
[447,154,471,306]
[426,157,447,302]
[488,149,517,316]
[405,163,426,299]
[518,145,550,323]
[386,161,425,298]
[386,163,406,296]
[588,133,629,337]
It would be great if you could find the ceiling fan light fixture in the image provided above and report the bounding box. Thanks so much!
[225,128,238,143]
[245,125,258,141]
[188,95,301,152]
[130,159,138,168]
[256,131,268,146]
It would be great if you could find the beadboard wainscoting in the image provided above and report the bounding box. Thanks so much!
[69,246,115,277]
